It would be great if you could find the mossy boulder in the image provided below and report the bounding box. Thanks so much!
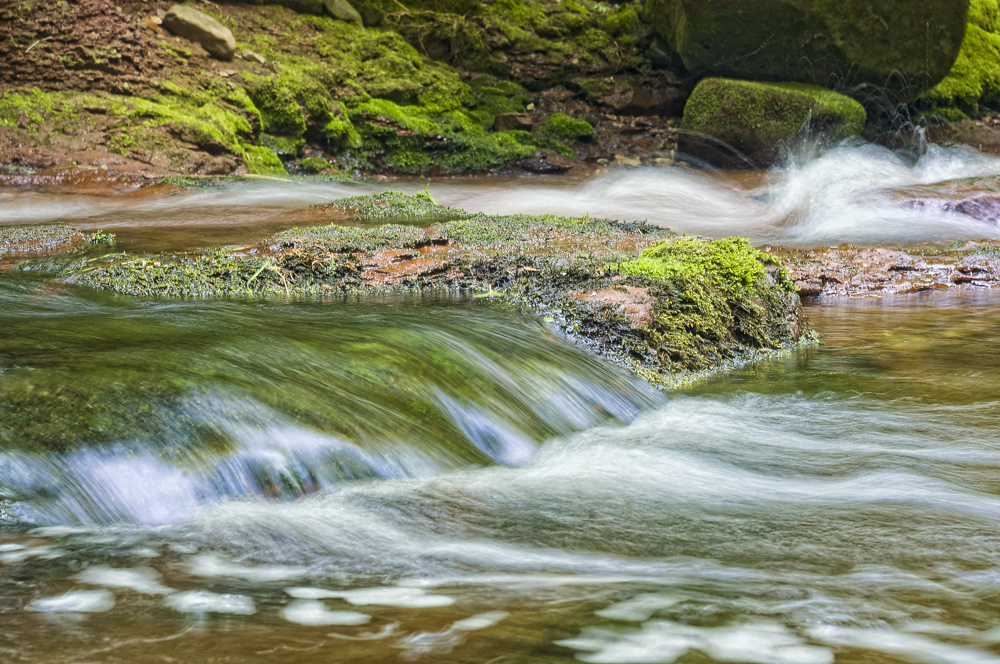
[918,0,1000,118]
[680,78,866,168]
[647,0,970,103]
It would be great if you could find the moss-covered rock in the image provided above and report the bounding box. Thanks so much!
[918,0,1000,119]
[366,0,653,88]
[539,112,594,141]
[67,192,807,386]
[647,0,969,103]
[679,78,866,168]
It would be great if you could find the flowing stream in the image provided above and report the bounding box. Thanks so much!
[4,142,1000,663]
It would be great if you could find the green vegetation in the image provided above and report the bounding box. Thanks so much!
[539,112,594,141]
[0,224,84,257]
[86,231,116,246]
[919,0,1000,118]
[312,191,468,222]
[681,78,866,165]
[612,237,793,294]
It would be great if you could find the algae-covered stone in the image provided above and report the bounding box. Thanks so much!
[647,0,969,102]
[680,78,866,168]
[163,4,237,61]
[919,0,1000,115]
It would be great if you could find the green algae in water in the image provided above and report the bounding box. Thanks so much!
[0,271,659,461]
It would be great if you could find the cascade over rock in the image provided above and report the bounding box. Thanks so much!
[680,78,866,168]
[646,0,971,102]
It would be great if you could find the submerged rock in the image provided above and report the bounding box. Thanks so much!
[680,78,866,168]
[647,0,969,102]
[163,4,236,61]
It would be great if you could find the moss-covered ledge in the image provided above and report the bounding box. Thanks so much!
[15,193,807,387]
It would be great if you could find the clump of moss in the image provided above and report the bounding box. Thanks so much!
[539,112,595,141]
[0,225,85,257]
[919,0,1000,116]
[297,156,335,172]
[86,231,116,246]
[312,191,469,222]
[612,237,792,293]
[243,145,287,175]
[346,98,535,174]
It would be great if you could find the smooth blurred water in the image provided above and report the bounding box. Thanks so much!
[6,140,1000,249]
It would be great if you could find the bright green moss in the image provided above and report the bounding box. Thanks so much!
[922,1,1000,113]
[297,156,334,172]
[466,78,531,128]
[243,145,287,175]
[612,237,794,294]
[346,99,534,174]
[312,191,469,223]
[539,112,595,140]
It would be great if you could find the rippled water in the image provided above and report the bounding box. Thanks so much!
[4,142,1000,663]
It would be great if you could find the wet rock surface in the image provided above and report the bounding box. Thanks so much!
[771,243,1000,297]
[163,4,237,60]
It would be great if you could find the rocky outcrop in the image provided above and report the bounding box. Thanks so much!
[679,78,866,168]
[163,4,236,61]
[774,243,1000,297]
[648,0,969,103]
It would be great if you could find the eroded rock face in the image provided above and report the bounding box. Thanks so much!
[163,4,236,60]
[679,78,866,168]
[647,0,969,102]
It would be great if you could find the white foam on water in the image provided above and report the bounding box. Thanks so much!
[436,141,1000,245]
[186,553,307,582]
[595,594,685,622]
[286,586,455,608]
[0,543,24,552]
[75,566,174,595]
[164,590,255,615]
[807,625,1000,664]
[558,620,833,664]
[0,545,62,564]
[26,589,115,613]
[451,611,509,631]
[279,599,371,626]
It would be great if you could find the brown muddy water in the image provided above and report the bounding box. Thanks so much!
[4,143,1000,663]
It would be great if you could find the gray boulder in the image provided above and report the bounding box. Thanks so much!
[646,0,970,102]
[163,4,237,61]
[324,0,363,27]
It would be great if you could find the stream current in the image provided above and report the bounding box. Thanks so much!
[3,142,1000,663]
